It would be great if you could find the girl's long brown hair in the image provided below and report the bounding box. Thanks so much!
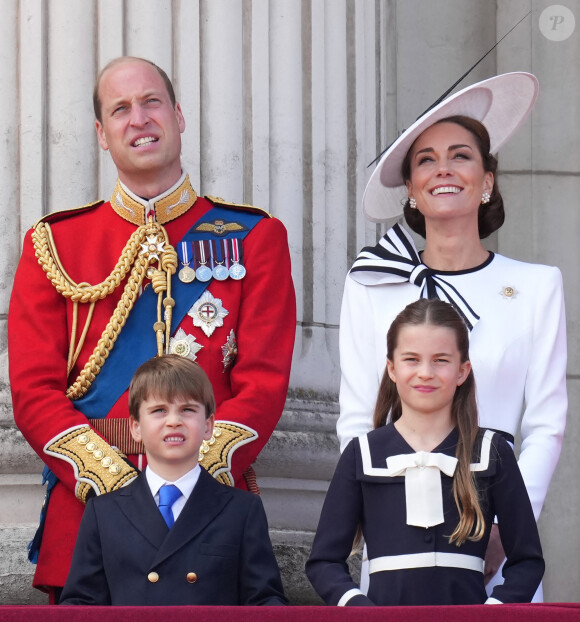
[374,298,484,545]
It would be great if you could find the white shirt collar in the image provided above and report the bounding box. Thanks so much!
[145,464,201,504]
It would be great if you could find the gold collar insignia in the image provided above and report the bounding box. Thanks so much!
[111,173,198,225]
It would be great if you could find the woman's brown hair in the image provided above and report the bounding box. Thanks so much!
[401,115,504,240]
[373,298,485,545]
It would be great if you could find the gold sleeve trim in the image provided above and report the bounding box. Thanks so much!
[44,426,138,502]
[198,421,258,486]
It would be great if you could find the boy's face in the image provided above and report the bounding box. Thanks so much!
[129,395,214,479]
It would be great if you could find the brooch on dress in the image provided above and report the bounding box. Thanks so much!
[499,285,518,300]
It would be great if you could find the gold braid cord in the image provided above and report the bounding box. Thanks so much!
[32,220,178,399]
[44,426,138,503]
[198,421,258,486]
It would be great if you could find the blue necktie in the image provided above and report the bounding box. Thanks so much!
[158,484,182,528]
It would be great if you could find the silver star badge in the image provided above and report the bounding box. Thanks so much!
[169,328,203,361]
[188,290,229,337]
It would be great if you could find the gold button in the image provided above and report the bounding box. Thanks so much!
[504,287,514,297]
[148,572,159,583]
[101,457,112,468]
[186,572,198,584]
[85,442,97,452]
[77,434,89,445]
[109,464,121,475]
[93,450,104,460]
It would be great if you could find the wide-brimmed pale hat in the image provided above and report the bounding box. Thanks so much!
[363,72,539,223]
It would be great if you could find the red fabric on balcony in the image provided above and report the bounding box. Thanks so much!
[1,604,580,621]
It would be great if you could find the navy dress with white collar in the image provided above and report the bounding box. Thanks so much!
[306,424,544,606]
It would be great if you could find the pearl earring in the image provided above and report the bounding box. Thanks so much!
[481,192,491,205]
[409,197,417,209]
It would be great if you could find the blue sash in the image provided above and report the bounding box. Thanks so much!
[73,205,264,418]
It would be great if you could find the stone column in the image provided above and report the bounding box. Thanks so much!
[497,1,580,602]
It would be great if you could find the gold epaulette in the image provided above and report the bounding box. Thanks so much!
[204,195,272,218]
[198,421,258,486]
[33,200,104,229]
[44,425,138,503]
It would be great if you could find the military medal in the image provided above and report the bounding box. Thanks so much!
[221,329,238,371]
[211,240,229,281]
[178,241,196,283]
[188,291,229,337]
[195,240,212,282]
[229,238,246,280]
[179,265,196,283]
[229,262,246,280]
[213,264,229,281]
[169,328,203,361]
[140,234,165,263]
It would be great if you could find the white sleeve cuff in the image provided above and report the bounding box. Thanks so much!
[337,588,364,606]
[485,597,503,604]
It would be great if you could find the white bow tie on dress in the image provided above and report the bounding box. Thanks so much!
[386,451,458,528]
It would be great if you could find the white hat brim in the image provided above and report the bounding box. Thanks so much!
[362,72,539,223]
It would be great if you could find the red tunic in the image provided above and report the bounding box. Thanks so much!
[8,191,296,589]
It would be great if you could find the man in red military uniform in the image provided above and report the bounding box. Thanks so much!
[8,56,296,600]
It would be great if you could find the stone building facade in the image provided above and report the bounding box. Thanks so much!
[0,0,579,604]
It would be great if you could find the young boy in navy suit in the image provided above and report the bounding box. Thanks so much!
[60,355,287,606]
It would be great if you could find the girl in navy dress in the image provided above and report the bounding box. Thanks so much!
[307,298,544,606]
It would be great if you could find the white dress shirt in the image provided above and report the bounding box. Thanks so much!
[145,464,202,522]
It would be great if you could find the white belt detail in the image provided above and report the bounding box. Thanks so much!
[369,552,484,574]
[337,588,365,606]
[386,451,458,528]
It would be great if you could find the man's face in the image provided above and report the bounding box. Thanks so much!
[95,60,185,192]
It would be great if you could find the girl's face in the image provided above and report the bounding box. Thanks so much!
[405,122,493,229]
[386,324,471,421]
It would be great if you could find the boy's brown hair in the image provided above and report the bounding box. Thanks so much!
[128,355,216,421]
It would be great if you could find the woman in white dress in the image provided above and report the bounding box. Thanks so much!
[337,73,567,594]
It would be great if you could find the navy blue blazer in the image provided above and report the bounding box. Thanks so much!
[60,468,287,605]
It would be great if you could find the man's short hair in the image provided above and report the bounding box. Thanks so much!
[128,355,216,420]
[93,56,177,123]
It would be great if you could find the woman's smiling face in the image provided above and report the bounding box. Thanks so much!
[405,121,494,227]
